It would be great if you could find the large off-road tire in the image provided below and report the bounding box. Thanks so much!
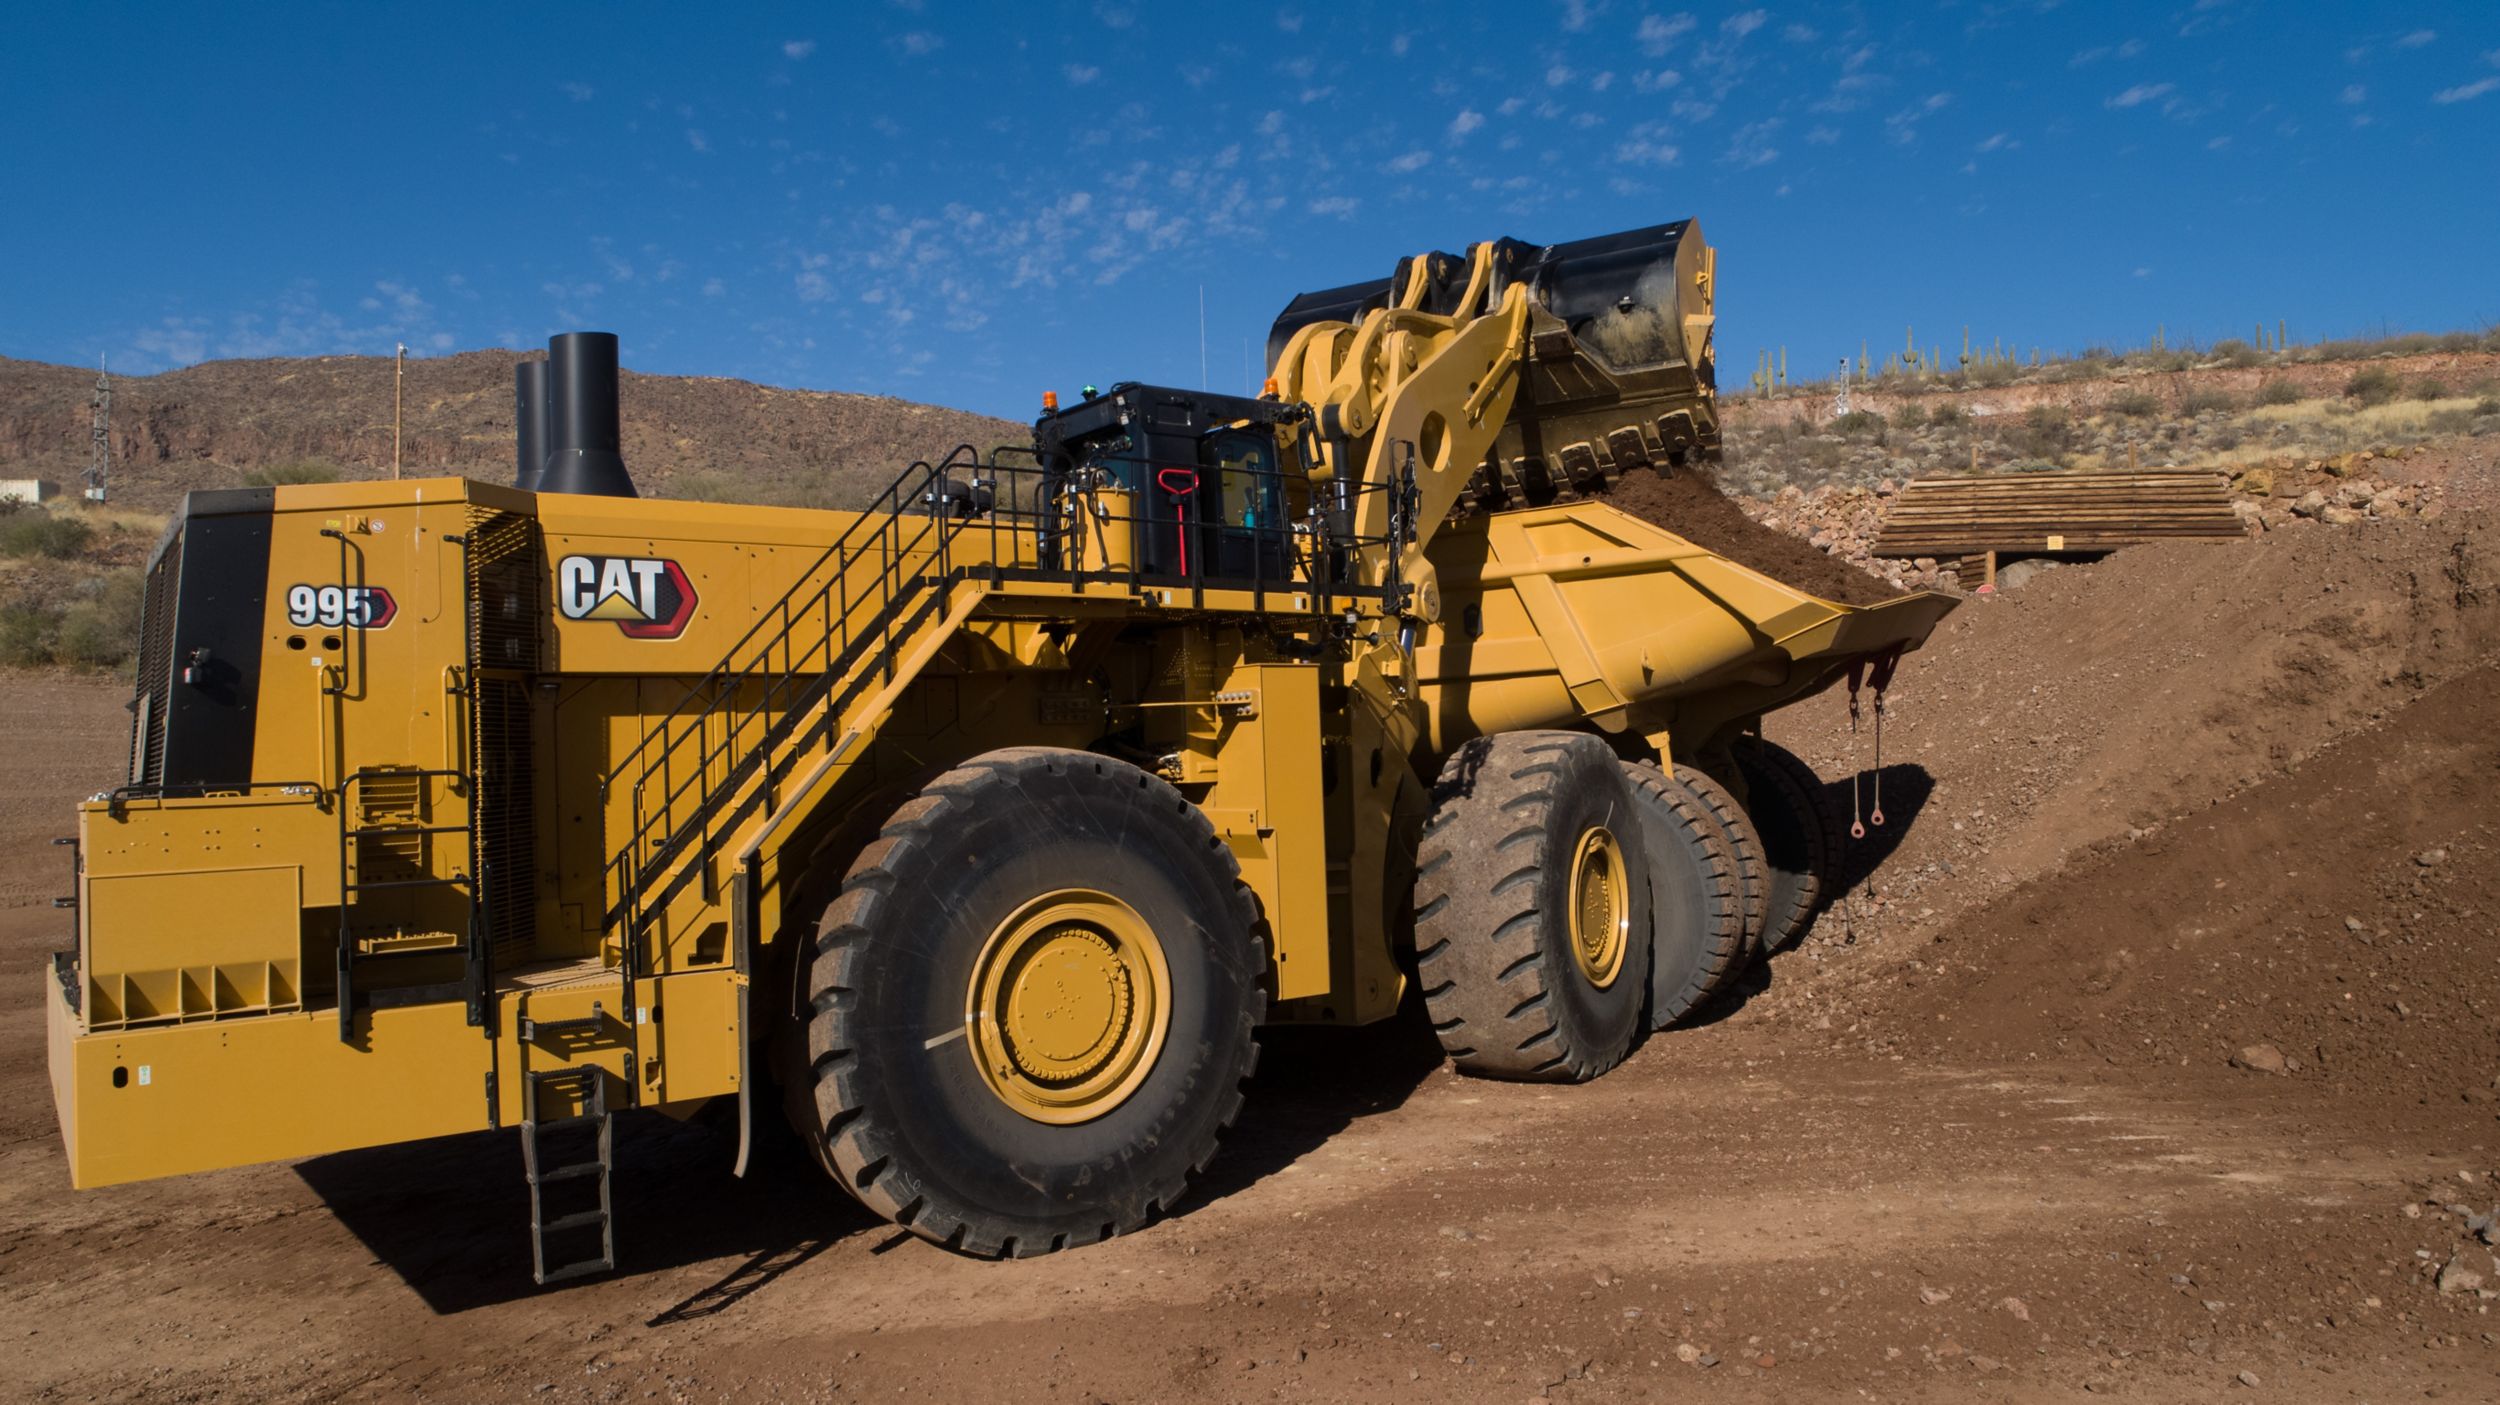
[1416,731,1652,1082]
[1734,739,1838,953]
[1621,761,1748,1028]
[1670,763,1768,960]
[800,748,1266,1257]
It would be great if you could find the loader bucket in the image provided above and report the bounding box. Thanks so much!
[1267,219,1721,510]
[1414,499,1955,758]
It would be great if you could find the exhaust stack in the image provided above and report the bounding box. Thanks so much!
[513,358,550,491]
[536,331,638,498]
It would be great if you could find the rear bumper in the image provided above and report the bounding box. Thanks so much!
[47,964,744,1190]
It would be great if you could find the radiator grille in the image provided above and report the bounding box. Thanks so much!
[467,509,542,672]
[129,527,184,785]
[465,507,542,963]
[472,679,536,964]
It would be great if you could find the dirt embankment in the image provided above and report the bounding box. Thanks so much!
[1760,510,2500,951]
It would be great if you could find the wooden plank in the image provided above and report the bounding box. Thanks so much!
[1870,467,2241,560]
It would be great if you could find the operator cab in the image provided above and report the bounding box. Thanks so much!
[1033,383,1307,583]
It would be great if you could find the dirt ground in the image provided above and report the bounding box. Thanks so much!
[5,508,2499,1402]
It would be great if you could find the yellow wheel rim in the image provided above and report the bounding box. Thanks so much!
[1567,826,1629,988]
[965,889,1172,1125]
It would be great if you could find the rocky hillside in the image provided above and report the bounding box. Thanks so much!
[0,352,1028,514]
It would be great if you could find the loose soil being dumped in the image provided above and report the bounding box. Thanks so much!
[1601,463,1903,605]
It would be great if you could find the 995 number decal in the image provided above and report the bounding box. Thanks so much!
[284,584,398,630]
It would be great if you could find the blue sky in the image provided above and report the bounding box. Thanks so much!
[4,2,2497,419]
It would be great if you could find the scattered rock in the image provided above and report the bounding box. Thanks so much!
[2437,1253,2486,1295]
[2237,1369,2261,1388]
[2231,1043,2288,1075]
[1919,1286,1952,1305]
[1675,1343,1702,1365]
[2415,848,2448,867]
[1997,1296,2031,1322]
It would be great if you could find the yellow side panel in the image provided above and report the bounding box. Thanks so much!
[1249,665,1329,1002]
[56,995,491,1190]
[84,866,302,1027]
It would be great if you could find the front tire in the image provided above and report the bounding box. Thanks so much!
[800,748,1266,1257]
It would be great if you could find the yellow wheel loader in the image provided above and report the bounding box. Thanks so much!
[46,219,1952,1279]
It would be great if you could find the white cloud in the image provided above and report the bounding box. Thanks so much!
[1558,0,1593,32]
[1614,122,1679,165]
[2339,84,2367,104]
[1094,4,1135,28]
[1065,63,1102,85]
[1637,13,1695,57]
[2396,29,2435,49]
[1721,9,1767,38]
[1449,108,1485,138]
[782,39,816,60]
[686,129,710,153]
[2071,37,2146,66]
[1383,149,1433,173]
[1545,63,1574,86]
[1783,23,1818,43]
[1885,91,1950,142]
[701,278,725,297]
[1277,9,1303,33]
[1633,68,1681,93]
[560,81,594,102]
[1805,125,1840,145]
[1723,118,1779,168]
[893,32,942,57]
[1308,195,1360,217]
[2105,82,2175,108]
[2433,75,2500,103]
[1974,131,2018,152]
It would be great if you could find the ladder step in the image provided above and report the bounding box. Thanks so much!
[530,1161,606,1185]
[536,1208,610,1235]
[535,1254,616,1286]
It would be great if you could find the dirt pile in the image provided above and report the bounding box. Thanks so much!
[1756,510,2500,952]
[0,352,1026,514]
[1869,664,2499,1099]
[1600,464,1901,605]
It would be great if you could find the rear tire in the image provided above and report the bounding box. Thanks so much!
[1670,763,1767,960]
[1621,761,1747,1028]
[1734,739,1838,952]
[800,748,1265,1257]
[1417,732,1652,1082]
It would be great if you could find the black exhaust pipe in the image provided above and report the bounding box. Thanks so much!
[537,331,638,498]
[513,358,550,491]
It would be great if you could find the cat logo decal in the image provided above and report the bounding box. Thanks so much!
[556,555,698,640]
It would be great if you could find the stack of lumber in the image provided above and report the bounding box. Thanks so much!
[1872,470,2243,559]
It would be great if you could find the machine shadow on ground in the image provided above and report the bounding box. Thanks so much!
[296,1099,875,1316]
[1817,762,1935,898]
[1191,995,1447,1208]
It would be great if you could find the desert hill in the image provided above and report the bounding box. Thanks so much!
[0,351,1028,514]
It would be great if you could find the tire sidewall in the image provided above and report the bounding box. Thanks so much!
[832,756,1258,1234]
